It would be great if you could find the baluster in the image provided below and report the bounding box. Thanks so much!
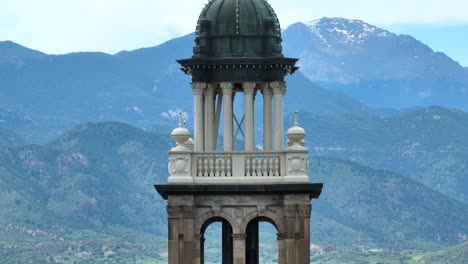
[216,157,222,177]
[203,156,209,177]
[251,156,256,176]
[262,156,267,176]
[226,157,232,177]
[268,156,273,176]
[209,155,214,177]
[256,156,260,176]
[245,156,251,176]
[220,155,225,177]
[197,156,202,177]
[274,156,280,176]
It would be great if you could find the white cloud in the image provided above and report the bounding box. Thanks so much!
[161,109,189,122]
[1,0,467,54]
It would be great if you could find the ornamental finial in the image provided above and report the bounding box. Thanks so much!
[179,112,184,127]
[294,110,299,126]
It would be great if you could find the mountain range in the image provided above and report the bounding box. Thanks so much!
[0,35,371,144]
[283,18,468,110]
[2,17,468,144]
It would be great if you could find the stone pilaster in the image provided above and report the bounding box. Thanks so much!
[232,234,246,264]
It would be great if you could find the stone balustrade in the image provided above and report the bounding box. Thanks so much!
[168,150,309,184]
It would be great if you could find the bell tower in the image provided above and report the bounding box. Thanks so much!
[155,0,322,263]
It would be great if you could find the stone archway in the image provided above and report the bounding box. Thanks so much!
[244,216,282,264]
[200,216,234,264]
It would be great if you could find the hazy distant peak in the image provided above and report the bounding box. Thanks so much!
[0,40,45,59]
[305,17,394,45]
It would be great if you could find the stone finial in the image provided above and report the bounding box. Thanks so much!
[286,111,306,150]
[171,112,192,151]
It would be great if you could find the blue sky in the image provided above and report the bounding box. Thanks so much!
[1,0,467,66]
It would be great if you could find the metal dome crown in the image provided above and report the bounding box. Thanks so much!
[194,0,283,58]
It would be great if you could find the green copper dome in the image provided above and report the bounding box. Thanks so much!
[193,0,283,58]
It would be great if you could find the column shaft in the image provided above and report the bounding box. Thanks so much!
[272,82,286,151]
[262,84,273,151]
[244,82,256,151]
[204,84,216,151]
[221,83,234,151]
[192,83,205,152]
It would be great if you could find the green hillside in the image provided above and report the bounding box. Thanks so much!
[302,106,468,203]
[411,242,468,263]
[0,122,467,263]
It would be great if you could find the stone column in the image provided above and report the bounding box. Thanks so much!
[192,83,205,152]
[204,84,216,151]
[243,82,256,151]
[262,84,273,151]
[232,234,246,264]
[272,81,286,151]
[221,82,234,151]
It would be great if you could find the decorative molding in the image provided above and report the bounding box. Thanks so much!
[297,205,311,218]
[167,206,180,218]
[182,206,194,218]
[284,205,296,217]
[232,234,246,240]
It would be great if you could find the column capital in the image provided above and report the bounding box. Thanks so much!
[220,82,234,94]
[261,83,273,96]
[191,82,206,95]
[243,82,256,94]
[270,81,286,95]
[205,83,216,96]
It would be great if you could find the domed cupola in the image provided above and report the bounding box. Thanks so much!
[194,0,283,58]
[178,0,298,83]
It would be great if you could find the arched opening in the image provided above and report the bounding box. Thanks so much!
[245,217,279,264]
[201,217,233,264]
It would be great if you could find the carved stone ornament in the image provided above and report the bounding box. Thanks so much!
[287,155,307,175]
[170,156,189,175]
[234,208,244,218]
